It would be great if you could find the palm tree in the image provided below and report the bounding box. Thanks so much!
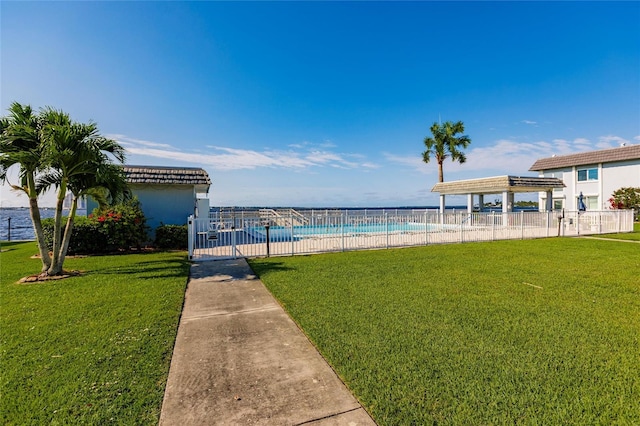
[67,164,130,268]
[0,102,52,272]
[422,120,471,182]
[39,110,128,275]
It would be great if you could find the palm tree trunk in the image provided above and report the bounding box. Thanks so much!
[58,196,78,270]
[24,173,52,273]
[438,161,444,183]
[28,194,52,273]
[48,182,67,275]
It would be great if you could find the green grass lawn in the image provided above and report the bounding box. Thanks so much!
[595,221,640,241]
[0,241,190,425]
[249,238,640,425]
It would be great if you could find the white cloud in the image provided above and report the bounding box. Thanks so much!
[597,135,631,149]
[521,120,537,125]
[116,135,378,171]
[384,136,624,178]
[361,162,380,169]
[573,138,591,149]
[383,153,430,174]
[106,134,173,149]
[319,141,337,148]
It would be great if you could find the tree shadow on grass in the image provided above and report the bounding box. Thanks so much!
[247,259,296,278]
[0,240,33,250]
[86,257,191,280]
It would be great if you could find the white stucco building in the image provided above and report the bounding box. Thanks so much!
[529,144,640,211]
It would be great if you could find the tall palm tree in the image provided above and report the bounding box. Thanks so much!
[422,120,471,182]
[0,102,52,272]
[39,111,128,275]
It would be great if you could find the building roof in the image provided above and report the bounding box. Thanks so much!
[529,144,640,171]
[431,175,565,195]
[123,165,211,189]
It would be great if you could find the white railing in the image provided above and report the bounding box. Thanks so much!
[188,209,635,261]
[257,208,309,227]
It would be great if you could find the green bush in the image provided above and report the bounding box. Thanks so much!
[42,199,148,255]
[154,224,188,250]
[42,216,103,255]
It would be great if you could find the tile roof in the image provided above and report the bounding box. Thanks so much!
[529,144,640,171]
[123,165,211,186]
[431,175,564,195]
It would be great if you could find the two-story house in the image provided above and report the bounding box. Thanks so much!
[529,144,640,211]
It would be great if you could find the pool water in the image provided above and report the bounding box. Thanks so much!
[247,222,433,240]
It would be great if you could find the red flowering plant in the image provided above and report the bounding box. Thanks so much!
[43,198,149,255]
[609,187,640,221]
[608,197,625,210]
[91,198,148,252]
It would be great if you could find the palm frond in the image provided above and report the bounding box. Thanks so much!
[422,120,472,181]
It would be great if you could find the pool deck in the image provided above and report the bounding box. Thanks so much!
[192,226,559,259]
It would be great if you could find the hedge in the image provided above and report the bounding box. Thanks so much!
[154,224,188,250]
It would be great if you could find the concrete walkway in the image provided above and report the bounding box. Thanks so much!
[579,235,640,243]
[159,258,376,426]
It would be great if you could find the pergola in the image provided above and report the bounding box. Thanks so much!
[431,175,565,213]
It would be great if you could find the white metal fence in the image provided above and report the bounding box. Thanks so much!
[188,209,635,261]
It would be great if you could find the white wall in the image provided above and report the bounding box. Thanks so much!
[602,160,640,208]
[538,160,640,211]
[539,168,572,210]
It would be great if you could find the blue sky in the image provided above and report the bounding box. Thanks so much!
[2,1,639,208]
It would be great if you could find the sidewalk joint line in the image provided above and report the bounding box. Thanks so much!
[182,305,280,322]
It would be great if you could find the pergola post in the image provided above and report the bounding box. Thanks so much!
[545,190,553,212]
[478,194,484,212]
[439,194,446,224]
[467,194,473,213]
[502,190,509,226]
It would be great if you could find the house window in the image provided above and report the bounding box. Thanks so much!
[553,199,564,210]
[577,167,598,181]
[577,196,599,210]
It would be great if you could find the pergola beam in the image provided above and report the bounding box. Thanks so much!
[431,175,565,213]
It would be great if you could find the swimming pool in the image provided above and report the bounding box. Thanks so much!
[246,222,440,241]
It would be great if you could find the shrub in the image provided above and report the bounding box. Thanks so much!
[609,187,640,220]
[43,199,149,255]
[42,216,105,255]
[154,224,188,250]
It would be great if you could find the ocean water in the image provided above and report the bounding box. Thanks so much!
[0,208,56,241]
[1,205,534,242]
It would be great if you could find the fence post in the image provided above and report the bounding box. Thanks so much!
[520,211,524,240]
[341,214,345,252]
[492,213,496,241]
[385,213,389,249]
[231,221,237,259]
[7,217,10,242]
[265,225,270,257]
[424,211,428,245]
[188,215,194,260]
[290,214,294,256]
[598,212,602,234]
